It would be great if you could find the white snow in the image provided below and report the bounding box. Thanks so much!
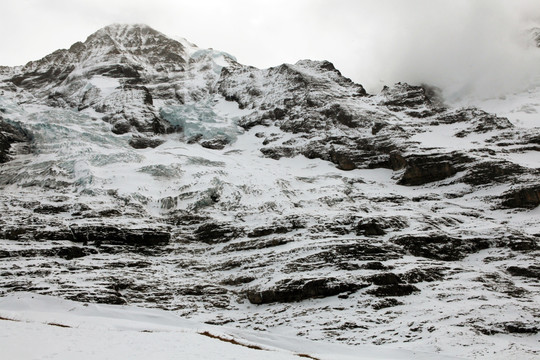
[452,86,540,129]
[87,76,121,98]
[0,293,457,360]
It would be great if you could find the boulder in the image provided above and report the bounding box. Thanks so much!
[200,136,230,150]
[128,136,165,149]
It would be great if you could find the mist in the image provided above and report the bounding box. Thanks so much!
[1,0,540,101]
[335,0,540,101]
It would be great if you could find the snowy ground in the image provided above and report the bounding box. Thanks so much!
[0,293,458,360]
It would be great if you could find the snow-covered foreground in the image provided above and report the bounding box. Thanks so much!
[0,293,457,360]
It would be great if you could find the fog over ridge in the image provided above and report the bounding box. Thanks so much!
[339,0,540,101]
[1,0,540,101]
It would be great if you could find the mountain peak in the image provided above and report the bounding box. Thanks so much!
[92,23,159,37]
[85,23,171,49]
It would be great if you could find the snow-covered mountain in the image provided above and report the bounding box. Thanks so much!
[0,24,538,359]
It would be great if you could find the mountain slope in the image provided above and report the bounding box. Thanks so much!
[0,24,538,359]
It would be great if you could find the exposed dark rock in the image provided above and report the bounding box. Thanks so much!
[70,225,170,246]
[97,209,123,217]
[1,227,34,240]
[177,284,228,296]
[287,243,400,271]
[273,107,287,120]
[372,298,404,310]
[200,136,230,150]
[367,284,420,297]
[476,321,540,335]
[436,108,513,136]
[286,242,402,272]
[401,161,455,186]
[66,292,127,305]
[56,246,98,260]
[33,204,70,214]
[260,146,296,160]
[0,246,98,260]
[247,225,290,238]
[398,153,471,186]
[247,278,367,304]
[502,322,539,334]
[88,64,142,79]
[220,276,256,286]
[111,120,131,134]
[166,210,209,225]
[500,185,540,209]
[392,234,490,261]
[462,161,528,186]
[504,237,538,251]
[10,65,75,90]
[194,223,242,244]
[473,272,529,298]
[454,112,513,137]
[356,217,407,236]
[371,122,387,135]
[34,229,77,241]
[400,267,446,283]
[329,149,356,170]
[128,136,165,149]
[213,259,243,271]
[366,273,402,285]
[379,83,432,109]
[222,238,290,252]
[507,266,540,279]
[322,104,357,128]
[361,261,391,270]
[0,119,30,163]
[186,134,204,144]
[389,152,407,170]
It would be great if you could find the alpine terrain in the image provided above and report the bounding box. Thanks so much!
[0,24,538,359]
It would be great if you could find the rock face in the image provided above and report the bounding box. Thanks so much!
[70,226,171,246]
[398,155,459,185]
[392,235,490,261]
[501,186,540,209]
[247,278,364,304]
[0,24,539,359]
[128,136,165,149]
[0,119,29,163]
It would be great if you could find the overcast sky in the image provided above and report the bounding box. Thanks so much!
[1,0,540,99]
